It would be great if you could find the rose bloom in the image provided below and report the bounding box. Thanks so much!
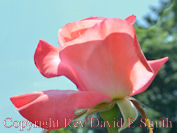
[10,15,168,130]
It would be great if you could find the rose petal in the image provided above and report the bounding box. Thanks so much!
[81,16,105,21]
[34,40,61,78]
[125,15,136,25]
[34,40,85,90]
[58,15,137,47]
[10,90,111,130]
[130,57,168,96]
[59,18,153,98]
[59,17,135,47]
[58,18,103,47]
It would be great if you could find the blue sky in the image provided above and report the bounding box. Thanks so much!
[0,0,159,132]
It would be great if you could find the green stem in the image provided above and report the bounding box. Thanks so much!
[100,104,120,133]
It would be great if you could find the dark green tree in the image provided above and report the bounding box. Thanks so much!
[134,0,177,132]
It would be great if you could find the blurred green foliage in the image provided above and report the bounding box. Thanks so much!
[45,0,177,132]
[134,0,177,132]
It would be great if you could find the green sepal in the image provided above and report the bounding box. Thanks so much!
[117,98,138,132]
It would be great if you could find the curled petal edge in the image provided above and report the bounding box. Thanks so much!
[131,57,168,96]
[34,40,61,78]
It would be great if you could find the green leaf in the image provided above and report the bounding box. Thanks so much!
[117,98,138,132]
[100,104,120,133]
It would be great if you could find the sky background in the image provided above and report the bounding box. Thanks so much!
[0,0,160,132]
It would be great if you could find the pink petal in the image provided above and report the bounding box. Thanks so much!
[34,40,83,89]
[34,40,61,78]
[58,18,154,98]
[130,57,168,96]
[81,16,105,21]
[10,90,111,130]
[125,15,136,25]
[58,17,135,47]
[58,18,103,47]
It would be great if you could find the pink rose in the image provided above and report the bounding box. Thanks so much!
[10,15,168,130]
